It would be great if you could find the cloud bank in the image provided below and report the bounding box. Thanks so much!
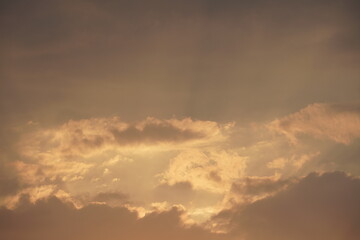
[1,172,359,240]
[213,172,360,240]
[0,195,222,240]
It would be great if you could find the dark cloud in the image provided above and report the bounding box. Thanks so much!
[153,181,223,209]
[0,162,21,198]
[0,145,24,198]
[92,192,129,204]
[314,139,360,175]
[0,195,223,240]
[208,171,222,182]
[0,125,30,198]
[230,176,293,202]
[112,121,205,145]
[214,172,360,240]
[154,181,194,203]
[17,117,222,161]
[1,172,359,240]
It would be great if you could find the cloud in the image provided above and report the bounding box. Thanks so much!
[225,175,294,205]
[160,149,247,193]
[266,158,288,169]
[213,172,360,240]
[269,103,360,144]
[0,195,223,240]
[153,181,223,219]
[0,160,21,199]
[154,182,194,203]
[0,0,359,236]
[111,119,211,145]
[19,117,230,158]
[2,172,359,240]
[3,104,360,226]
[316,139,360,175]
[92,192,129,206]
[8,117,231,205]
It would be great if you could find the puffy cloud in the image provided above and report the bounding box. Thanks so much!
[4,105,360,229]
[269,103,360,144]
[0,195,223,240]
[160,150,247,193]
[8,117,232,206]
[213,172,360,240]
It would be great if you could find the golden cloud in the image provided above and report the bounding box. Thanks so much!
[269,103,360,144]
[9,117,233,208]
[19,117,232,158]
[160,150,247,193]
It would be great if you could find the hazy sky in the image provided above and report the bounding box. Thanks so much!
[0,0,359,239]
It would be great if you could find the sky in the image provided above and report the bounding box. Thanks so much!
[0,0,359,239]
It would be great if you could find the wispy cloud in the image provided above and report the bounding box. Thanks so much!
[269,103,360,144]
